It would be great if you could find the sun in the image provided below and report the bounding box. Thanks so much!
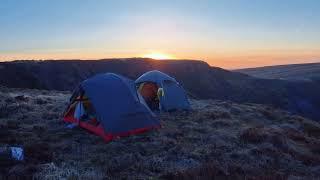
[143,53,174,60]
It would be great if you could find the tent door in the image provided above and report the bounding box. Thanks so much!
[138,82,159,110]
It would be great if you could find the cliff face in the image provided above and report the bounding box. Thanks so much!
[1,58,320,120]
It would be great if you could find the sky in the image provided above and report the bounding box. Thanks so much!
[1,0,320,69]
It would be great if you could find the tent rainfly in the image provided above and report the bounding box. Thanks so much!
[63,73,160,142]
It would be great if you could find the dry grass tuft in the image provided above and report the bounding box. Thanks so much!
[0,104,10,118]
[240,127,268,144]
[302,120,320,138]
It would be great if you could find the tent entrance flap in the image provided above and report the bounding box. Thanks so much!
[64,93,98,125]
[138,82,160,110]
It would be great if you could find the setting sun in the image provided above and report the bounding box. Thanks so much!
[143,53,174,60]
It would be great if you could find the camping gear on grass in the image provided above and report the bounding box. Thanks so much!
[0,146,24,161]
[63,73,160,142]
[136,70,191,111]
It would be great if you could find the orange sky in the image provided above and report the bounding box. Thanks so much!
[2,48,319,69]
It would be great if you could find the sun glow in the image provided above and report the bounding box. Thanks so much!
[143,53,174,60]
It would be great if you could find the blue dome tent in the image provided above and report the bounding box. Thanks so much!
[63,73,160,142]
[135,70,191,111]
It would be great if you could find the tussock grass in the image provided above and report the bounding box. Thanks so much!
[0,87,320,179]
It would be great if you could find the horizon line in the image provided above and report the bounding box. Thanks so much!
[1,57,319,70]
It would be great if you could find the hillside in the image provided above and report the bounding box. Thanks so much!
[236,62,320,82]
[1,59,320,120]
[1,87,320,179]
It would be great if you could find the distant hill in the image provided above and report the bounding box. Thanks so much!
[235,62,320,82]
[1,58,320,120]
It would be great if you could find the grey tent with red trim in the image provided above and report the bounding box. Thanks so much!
[63,73,160,142]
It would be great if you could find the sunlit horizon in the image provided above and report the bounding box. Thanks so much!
[142,53,175,60]
[1,52,320,69]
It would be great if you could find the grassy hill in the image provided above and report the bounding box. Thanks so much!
[1,59,320,120]
[1,87,320,179]
[235,62,320,82]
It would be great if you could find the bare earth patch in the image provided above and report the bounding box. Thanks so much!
[0,87,320,179]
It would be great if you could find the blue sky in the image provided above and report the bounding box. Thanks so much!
[1,0,320,68]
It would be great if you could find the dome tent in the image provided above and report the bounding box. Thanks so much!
[135,70,191,111]
[63,73,160,142]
